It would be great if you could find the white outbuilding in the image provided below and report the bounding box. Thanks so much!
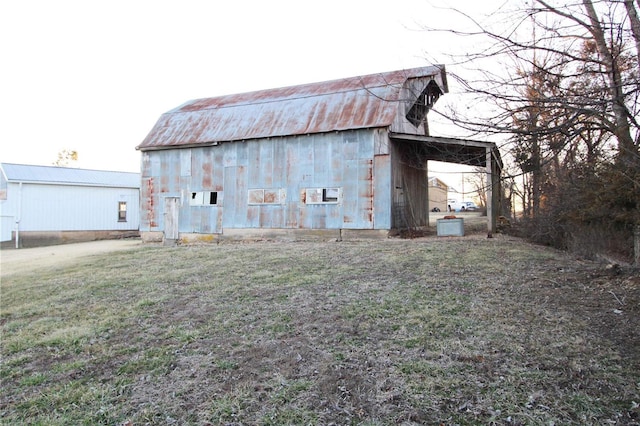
[0,163,140,248]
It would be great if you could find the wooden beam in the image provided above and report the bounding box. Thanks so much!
[390,133,494,149]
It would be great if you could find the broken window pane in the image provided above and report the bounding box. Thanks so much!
[190,191,218,206]
[306,188,340,204]
[323,188,339,202]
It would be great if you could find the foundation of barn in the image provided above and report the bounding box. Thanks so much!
[141,228,391,245]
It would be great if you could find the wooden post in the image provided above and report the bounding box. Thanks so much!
[486,148,494,238]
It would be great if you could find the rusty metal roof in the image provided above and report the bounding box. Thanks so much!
[137,66,447,151]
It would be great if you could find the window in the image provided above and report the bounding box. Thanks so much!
[305,187,341,204]
[118,202,127,222]
[248,188,285,205]
[0,176,6,200]
[190,191,218,206]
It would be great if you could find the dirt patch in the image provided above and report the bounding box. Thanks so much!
[534,263,640,363]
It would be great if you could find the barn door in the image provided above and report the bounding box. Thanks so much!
[163,197,180,246]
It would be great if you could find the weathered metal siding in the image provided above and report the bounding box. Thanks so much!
[140,128,385,235]
[188,147,224,233]
[373,129,392,229]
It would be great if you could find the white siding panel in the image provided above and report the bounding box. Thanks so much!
[0,215,12,241]
[19,184,139,231]
[0,183,19,241]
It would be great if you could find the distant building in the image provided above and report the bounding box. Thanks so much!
[137,66,502,243]
[428,177,449,212]
[0,163,140,247]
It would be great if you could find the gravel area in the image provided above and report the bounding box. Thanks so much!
[0,239,143,277]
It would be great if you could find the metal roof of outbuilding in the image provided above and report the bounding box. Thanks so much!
[0,163,140,188]
[137,66,447,151]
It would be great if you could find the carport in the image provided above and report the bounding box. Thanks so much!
[389,133,503,236]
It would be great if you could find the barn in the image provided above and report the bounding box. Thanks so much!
[137,66,502,244]
[0,163,140,248]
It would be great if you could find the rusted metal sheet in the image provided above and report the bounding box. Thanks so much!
[137,66,447,151]
[141,177,157,229]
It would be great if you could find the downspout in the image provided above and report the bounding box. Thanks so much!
[15,181,22,249]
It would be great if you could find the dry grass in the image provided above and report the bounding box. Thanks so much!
[1,234,639,425]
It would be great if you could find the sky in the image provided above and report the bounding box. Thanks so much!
[1,0,509,190]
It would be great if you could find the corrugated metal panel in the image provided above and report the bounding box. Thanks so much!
[373,154,392,229]
[138,66,447,150]
[1,163,140,188]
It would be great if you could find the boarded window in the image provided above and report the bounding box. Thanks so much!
[118,201,127,222]
[306,188,341,204]
[190,191,218,206]
[248,189,285,205]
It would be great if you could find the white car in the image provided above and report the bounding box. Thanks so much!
[448,200,478,212]
[459,201,478,211]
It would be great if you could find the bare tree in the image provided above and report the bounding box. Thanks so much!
[626,0,640,70]
[427,0,638,162]
[540,0,638,166]
[424,0,640,262]
[53,149,78,167]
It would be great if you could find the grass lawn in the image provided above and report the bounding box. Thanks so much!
[1,235,639,425]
